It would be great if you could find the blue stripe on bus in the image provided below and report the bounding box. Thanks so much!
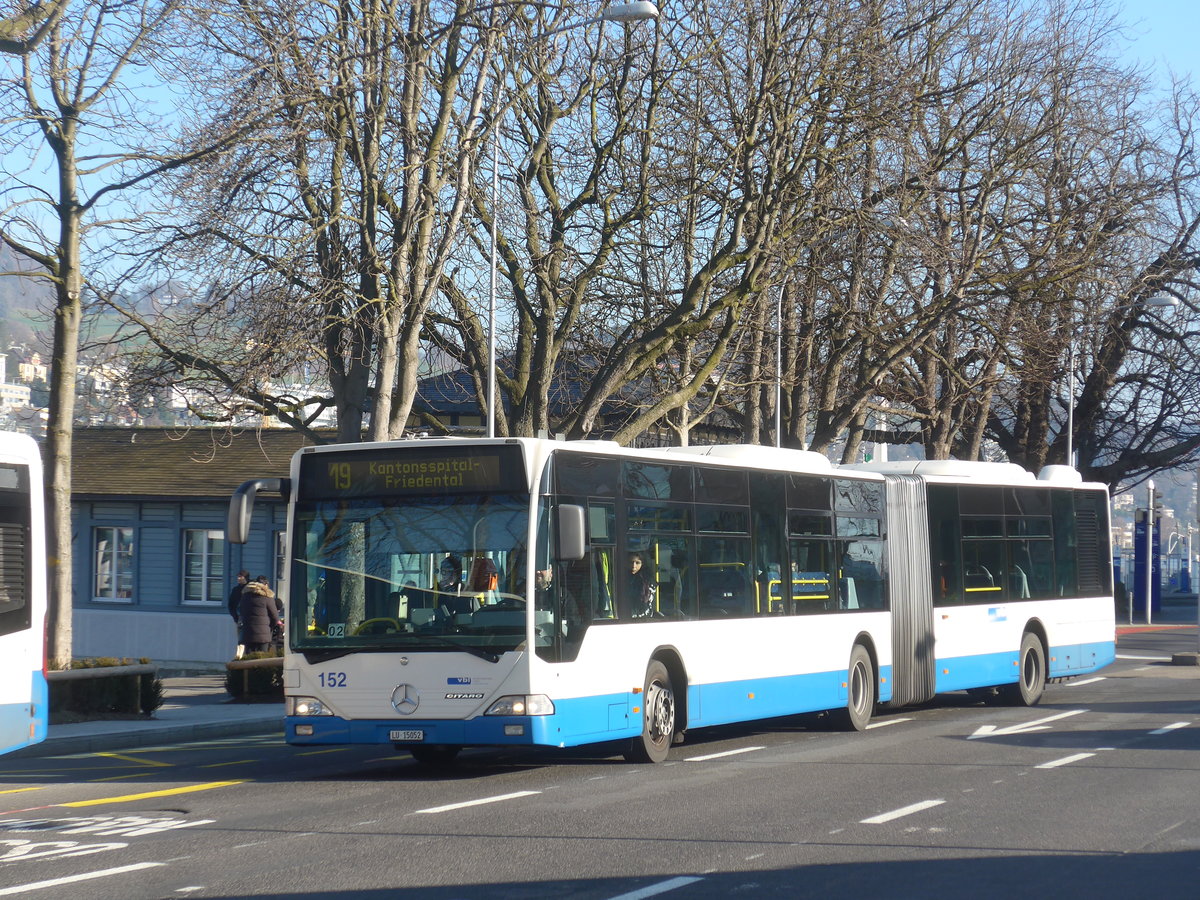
[285,663,897,749]
[685,664,895,730]
[935,639,1115,693]
[0,670,47,755]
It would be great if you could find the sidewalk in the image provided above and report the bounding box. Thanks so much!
[12,675,282,759]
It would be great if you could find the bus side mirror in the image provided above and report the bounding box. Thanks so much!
[227,478,290,544]
[555,504,586,561]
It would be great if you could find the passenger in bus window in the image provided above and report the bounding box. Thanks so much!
[593,551,615,618]
[438,555,463,592]
[435,555,472,621]
[628,551,657,618]
[534,565,556,610]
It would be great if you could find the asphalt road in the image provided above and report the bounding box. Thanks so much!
[2,629,1198,899]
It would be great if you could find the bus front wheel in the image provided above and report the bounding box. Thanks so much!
[1001,632,1045,707]
[833,644,875,732]
[625,660,675,763]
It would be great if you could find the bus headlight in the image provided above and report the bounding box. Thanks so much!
[485,695,554,716]
[290,697,333,716]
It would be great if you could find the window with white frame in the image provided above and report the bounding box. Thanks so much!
[183,529,224,605]
[93,526,134,602]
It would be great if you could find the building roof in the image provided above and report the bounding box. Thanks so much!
[69,427,318,499]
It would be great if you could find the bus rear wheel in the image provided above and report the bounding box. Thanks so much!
[625,660,675,763]
[1000,632,1045,706]
[832,644,875,732]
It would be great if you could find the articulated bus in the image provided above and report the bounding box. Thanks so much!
[228,439,1115,763]
[0,432,47,756]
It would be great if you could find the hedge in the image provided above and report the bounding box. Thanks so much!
[48,657,164,719]
[225,650,284,701]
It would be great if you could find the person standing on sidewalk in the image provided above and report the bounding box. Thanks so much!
[239,577,281,654]
[228,570,250,657]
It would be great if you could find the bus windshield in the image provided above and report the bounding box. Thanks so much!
[290,492,531,657]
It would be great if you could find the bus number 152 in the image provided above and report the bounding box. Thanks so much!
[319,672,347,688]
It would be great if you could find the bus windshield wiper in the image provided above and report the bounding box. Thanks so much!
[303,648,355,664]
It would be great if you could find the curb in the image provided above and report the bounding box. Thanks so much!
[1116,624,1198,635]
[10,717,282,759]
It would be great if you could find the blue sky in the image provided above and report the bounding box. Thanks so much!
[1120,0,1198,84]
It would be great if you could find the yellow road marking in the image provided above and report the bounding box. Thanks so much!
[0,787,41,795]
[90,772,156,782]
[297,749,347,756]
[96,752,173,768]
[201,759,256,768]
[60,780,246,807]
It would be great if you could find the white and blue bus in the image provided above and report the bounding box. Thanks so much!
[228,439,1114,763]
[0,432,47,756]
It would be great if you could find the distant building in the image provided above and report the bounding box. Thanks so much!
[15,351,47,384]
[0,382,31,410]
[68,427,317,667]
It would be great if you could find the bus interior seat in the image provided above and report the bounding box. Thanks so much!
[703,566,749,616]
[469,557,499,592]
[964,566,994,590]
[839,577,859,610]
[1008,565,1030,598]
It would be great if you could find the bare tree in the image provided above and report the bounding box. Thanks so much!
[0,0,68,53]
[115,0,503,442]
[87,0,1199,493]
[0,0,199,666]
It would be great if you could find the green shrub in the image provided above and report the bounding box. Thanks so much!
[140,673,165,715]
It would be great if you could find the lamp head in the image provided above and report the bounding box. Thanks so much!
[600,2,660,24]
[1144,294,1180,309]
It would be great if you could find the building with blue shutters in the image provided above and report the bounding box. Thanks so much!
[69,428,315,667]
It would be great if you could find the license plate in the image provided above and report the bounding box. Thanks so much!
[390,730,424,742]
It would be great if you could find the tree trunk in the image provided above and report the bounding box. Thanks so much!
[45,196,83,669]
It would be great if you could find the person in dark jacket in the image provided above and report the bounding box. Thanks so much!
[228,570,250,623]
[239,579,280,653]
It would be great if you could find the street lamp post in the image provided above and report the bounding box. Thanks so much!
[1146,480,1156,626]
[1064,294,1180,466]
[485,1,660,438]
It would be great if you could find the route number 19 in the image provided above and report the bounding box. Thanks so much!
[329,462,352,490]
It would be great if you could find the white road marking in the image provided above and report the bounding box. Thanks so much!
[866,717,913,729]
[1036,752,1096,769]
[414,791,540,814]
[0,861,164,896]
[604,876,705,900]
[968,709,1087,740]
[1118,655,1170,662]
[0,839,128,862]
[686,746,764,762]
[1150,722,1191,735]
[860,799,946,824]
[1065,677,1105,687]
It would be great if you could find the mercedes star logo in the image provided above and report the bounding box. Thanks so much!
[391,683,419,715]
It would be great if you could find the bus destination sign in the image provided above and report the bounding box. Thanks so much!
[299,446,523,499]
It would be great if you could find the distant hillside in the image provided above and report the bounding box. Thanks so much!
[0,243,51,347]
